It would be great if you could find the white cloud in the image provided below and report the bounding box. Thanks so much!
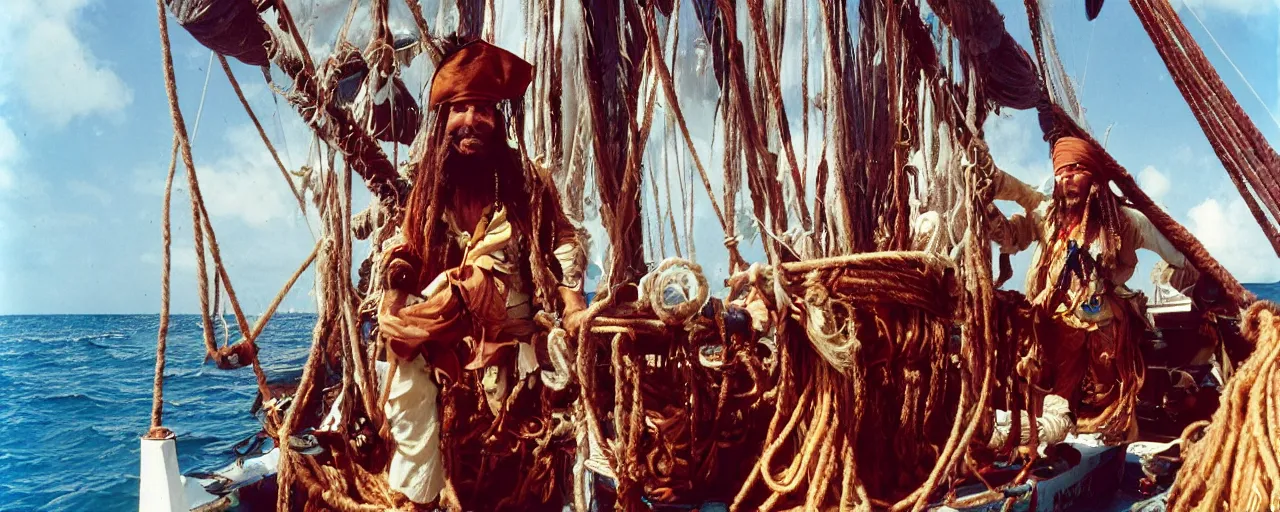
[135,121,312,229]
[68,180,111,206]
[1188,197,1280,283]
[198,167,292,227]
[1138,165,1172,204]
[1173,0,1280,16]
[0,0,133,126]
[193,125,300,228]
[0,118,19,192]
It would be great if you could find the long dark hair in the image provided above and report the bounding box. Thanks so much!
[398,102,565,314]
[1031,180,1124,295]
[400,104,530,275]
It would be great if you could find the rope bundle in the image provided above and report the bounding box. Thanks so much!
[725,253,961,511]
[1167,301,1280,512]
[1129,0,1280,258]
[574,281,776,509]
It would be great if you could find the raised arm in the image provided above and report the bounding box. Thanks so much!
[1123,207,1189,268]
[992,166,1049,213]
[989,207,1042,255]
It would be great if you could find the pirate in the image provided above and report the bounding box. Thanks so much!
[990,136,1197,443]
[375,39,586,508]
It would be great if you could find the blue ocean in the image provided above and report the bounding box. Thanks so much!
[0,314,314,511]
[2,283,1278,511]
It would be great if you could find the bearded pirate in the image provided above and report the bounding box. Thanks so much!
[989,136,1198,443]
[375,39,587,510]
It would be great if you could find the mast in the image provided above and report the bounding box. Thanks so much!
[581,0,649,285]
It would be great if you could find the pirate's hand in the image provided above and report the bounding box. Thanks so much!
[560,286,588,336]
[563,309,587,337]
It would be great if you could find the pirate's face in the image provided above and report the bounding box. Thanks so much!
[1055,164,1094,207]
[446,100,498,155]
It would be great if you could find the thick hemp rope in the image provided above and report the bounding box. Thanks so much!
[723,252,959,511]
[148,137,179,437]
[1167,301,1280,511]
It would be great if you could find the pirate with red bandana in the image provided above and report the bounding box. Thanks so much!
[989,136,1198,443]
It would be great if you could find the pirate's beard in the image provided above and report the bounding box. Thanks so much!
[1054,185,1090,221]
[1064,191,1087,210]
[442,148,500,192]
[436,136,534,262]
[439,136,526,211]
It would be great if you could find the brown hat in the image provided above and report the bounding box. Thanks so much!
[428,40,534,108]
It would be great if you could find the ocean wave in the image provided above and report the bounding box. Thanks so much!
[9,335,69,344]
[39,477,136,512]
[45,392,113,406]
[104,347,147,361]
[75,332,129,345]
[38,425,109,445]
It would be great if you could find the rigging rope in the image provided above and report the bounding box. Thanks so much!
[642,8,747,270]
[220,55,309,217]
[1129,0,1280,258]
[154,0,220,427]
[743,0,812,233]
[149,49,214,435]
[1181,4,1280,132]
[148,137,179,436]
[152,0,314,438]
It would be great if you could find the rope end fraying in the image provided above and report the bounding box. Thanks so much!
[145,426,175,440]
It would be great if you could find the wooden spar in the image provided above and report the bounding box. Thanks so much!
[263,10,404,207]
[457,0,487,41]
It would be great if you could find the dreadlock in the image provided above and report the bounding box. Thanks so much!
[399,33,562,310]
[1026,177,1125,307]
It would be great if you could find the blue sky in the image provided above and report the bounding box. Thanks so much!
[0,0,1276,314]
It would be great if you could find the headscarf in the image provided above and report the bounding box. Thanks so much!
[1051,136,1105,177]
